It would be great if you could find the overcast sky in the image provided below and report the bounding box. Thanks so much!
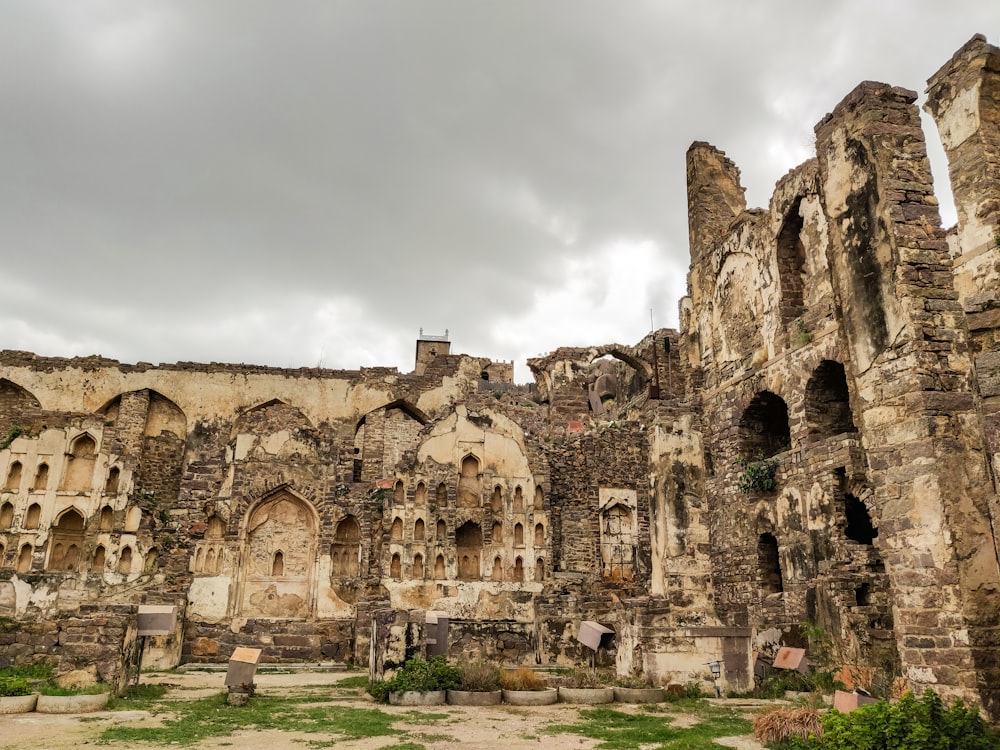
[1,2,996,381]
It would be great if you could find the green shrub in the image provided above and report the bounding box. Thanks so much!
[736,456,779,493]
[0,676,31,696]
[762,691,997,750]
[366,657,461,702]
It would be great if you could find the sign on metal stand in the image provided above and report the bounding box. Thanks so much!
[134,605,178,685]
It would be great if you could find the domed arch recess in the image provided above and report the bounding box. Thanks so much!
[237,488,318,619]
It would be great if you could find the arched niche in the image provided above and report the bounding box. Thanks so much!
[806,361,857,439]
[533,486,543,511]
[457,455,481,508]
[61,434,97,492]
[16,543,32,573]
[844,494,877,545]
[776,197,808,333]
[33,463,49,491]
[534,557,545,581]
[434,554,445,579]
[512,486,524,512]
[414,518,425,541]
[47,508,85,571]
[393,480,405,505]
[390,553,401,578]
[513,523,524,547]
[25,502,41,530]
[415,482,427,506]
[412,552,424,579]
[5,461,22,491]
[739,391,790,458]
[104,467,120,494]
[206,515,226,539]
[491,555,502,581]
[390,517,403,542]
[456,521,482,580]
[436,482,448,506]
[534,523,544,546]
[239,490,317,618]
[92,545,106,572]
[491,485,503,512]
[600,502,636,582]
[436,518,446,541]
[99,504,114,531]
[758,532,783,595]
[124,506,142,532]
[118,545,133,574]
[332,515,360,577]
[0,501,13,530]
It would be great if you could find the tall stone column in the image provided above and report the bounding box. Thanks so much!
[926,35,1000,560]
[816,81,1000,717]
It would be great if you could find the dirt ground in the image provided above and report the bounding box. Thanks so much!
[0,669,766,750]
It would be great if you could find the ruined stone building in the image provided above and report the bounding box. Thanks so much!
[0,35,997,719]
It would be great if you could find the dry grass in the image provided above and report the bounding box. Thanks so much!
[500,667,548,691]
[752,707,823,744]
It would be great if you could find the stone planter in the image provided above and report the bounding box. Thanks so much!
[0,693,39,714]
[613,687,665,704]
[447,689,502,706]
[559,686,615,704]
[502,688,558,706]
[36,692,110,714]
[388,690,446,706]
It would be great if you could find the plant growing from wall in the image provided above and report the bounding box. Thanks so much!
[736,456,779,493]
[0,426,23,451]
[792,318,813,347]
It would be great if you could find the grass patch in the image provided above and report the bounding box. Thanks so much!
[108,684,168,709]
[97,693,420,746]
[546,706,751,750]
[334,675,369,689]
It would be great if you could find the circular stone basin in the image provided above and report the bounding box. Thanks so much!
[0,694,39,714]
[613,687,665,704]
[502,688,558,706]
[559,687,615,704]
[36,692,109,714]
[388,690,446,706]
[447,689,502,706]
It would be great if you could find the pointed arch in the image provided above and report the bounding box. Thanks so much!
[25,502,41,529]
[513,486,524,512]
[458,455,481,508]
[206,515,226,539]
[332,515,360,577]
[16,543,32,573]
[534,523,544,546]
[0,379,41,411]
[434,554,445,579]
[390,516,403,542]
[491,485,503,512]
[415,481,427,506]
[758,533,783,595]
[104,467,120,494]
[533,486,544,510]
[414,518,425,541]
[491,555,503,581]
[436,518,446,541]
[739,391,790,458]
[514,522,524,547]
[118,545,133,574]
[4,461,22,491]
[62,433,98,491]
[436,482,448,506]
[0,501,12,530]
[48,508,85,571]
[393,480,405,505]
[99,504,114,531]
[513,556,524,582]
[412,552,424,579]
[390,553,401,578]
[33,462,49,491]
[92,545,106,572]
[492,521,502,542]
[239,488,318,618]
[456,521,483,580]
[535,557,545,581]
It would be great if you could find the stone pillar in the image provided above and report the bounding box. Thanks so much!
[109,390,150,468]
[926,34,1000,553]
[686,142,747,263]
[816,81,1000,718]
